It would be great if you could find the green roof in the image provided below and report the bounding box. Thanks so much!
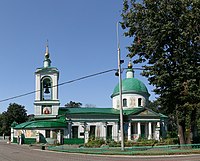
[35,67,59,74]
[59,108,119,115]
[111,78,150,98]
[58,107,145,116]
[123,108,146,115]
[14,118,66,129]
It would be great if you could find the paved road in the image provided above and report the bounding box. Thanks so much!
[0,142,200,161]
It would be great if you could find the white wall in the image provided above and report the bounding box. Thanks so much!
[112,93,147,109]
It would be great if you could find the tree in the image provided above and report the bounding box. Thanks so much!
[148,100,160,113]
[0,114,3,135]
[1,103,28,135]
[64,101,82,108]
[121,0,200,144]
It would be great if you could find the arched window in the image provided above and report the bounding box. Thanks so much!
[138,98,142,106]
[41,77,52,100]
[123,98,127,107]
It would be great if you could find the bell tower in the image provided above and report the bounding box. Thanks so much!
[34,43,60,117]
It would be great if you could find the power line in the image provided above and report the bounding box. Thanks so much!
[0,67,144,103]
[0,68,117,103]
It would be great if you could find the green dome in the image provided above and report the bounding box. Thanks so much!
[111,78,150,98]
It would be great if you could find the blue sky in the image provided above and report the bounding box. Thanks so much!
[0,0,156,114]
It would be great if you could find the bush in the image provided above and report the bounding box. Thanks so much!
[85,138,105,148]
[159,138,179,145]
[107,140,120,147]
[85,137,179,148]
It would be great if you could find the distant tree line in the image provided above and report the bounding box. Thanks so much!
[64,101,96,108]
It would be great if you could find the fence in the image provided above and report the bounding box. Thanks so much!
[48,143,200,155]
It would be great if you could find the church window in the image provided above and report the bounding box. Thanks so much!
[138,98,142,106]
[41,77,52,100]
[45,130,50,138]
[123,98,127,107]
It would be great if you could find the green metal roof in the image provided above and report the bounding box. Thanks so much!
[123,108,146,115]
[35,67,59,74]
[58,108,119,115]
[58,107,145,116]
[14,118,66,129]
[111,78,150,98]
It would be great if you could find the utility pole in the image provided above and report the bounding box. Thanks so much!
[117,22,124,151]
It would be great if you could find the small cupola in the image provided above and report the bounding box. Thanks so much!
[126,60,134,78]
[43,41,51,68]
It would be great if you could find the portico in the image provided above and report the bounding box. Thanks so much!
[127,120,162,141]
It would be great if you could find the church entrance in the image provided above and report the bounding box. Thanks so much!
[141,124,146,138]
[72,126,78,138]
[107,125,112,140]
[89,126,96,139]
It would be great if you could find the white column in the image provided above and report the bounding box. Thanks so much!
[128,122,131,141]
[50,130,53,138]
[35,74,41,100]
[137,122,141,137]
[68,123,72,138]
[84,123,89,143]
[101,122,107,141]
[11,128,14,143]
[57,130,61,144]
[148,122,152,140]
[155,122,160,140]
[53,74,58,100]
[36,132,40,143]
[104,123,107,141]
[84,131,89,143]
[114,123,119,142]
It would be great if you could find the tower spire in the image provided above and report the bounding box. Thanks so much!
[45,40,50,59]
[43,40,51,68]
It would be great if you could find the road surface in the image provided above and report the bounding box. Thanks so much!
[0,141,200,161]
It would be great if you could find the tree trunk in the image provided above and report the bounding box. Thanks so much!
[177,123,185,144]
[191,108,199,143]
[176,106,186,144]
[186,129,191,144]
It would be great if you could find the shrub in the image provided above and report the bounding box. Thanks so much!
[160,138,179,145]
[107,140,120,147]
[85,138,105,148]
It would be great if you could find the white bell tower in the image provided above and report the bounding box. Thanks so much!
[34,42,60,117]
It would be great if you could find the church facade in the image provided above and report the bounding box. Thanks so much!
[11,45,167,144]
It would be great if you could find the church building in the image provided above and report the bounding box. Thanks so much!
[11,45,167,144]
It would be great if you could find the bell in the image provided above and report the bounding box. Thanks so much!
[44,87,50,94]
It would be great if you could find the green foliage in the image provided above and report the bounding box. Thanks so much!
[148,100,160,112]
[85,138,105,148]
[160,138,179,145]
[107,140,121,147]
[0,103,28,135]
[64,101,82,108]
[135,138,158,146]
[125,138,178,146]
[84,138,180,148]
[121,0,200,144]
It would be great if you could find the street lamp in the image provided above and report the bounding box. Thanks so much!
[116,22,124,151]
